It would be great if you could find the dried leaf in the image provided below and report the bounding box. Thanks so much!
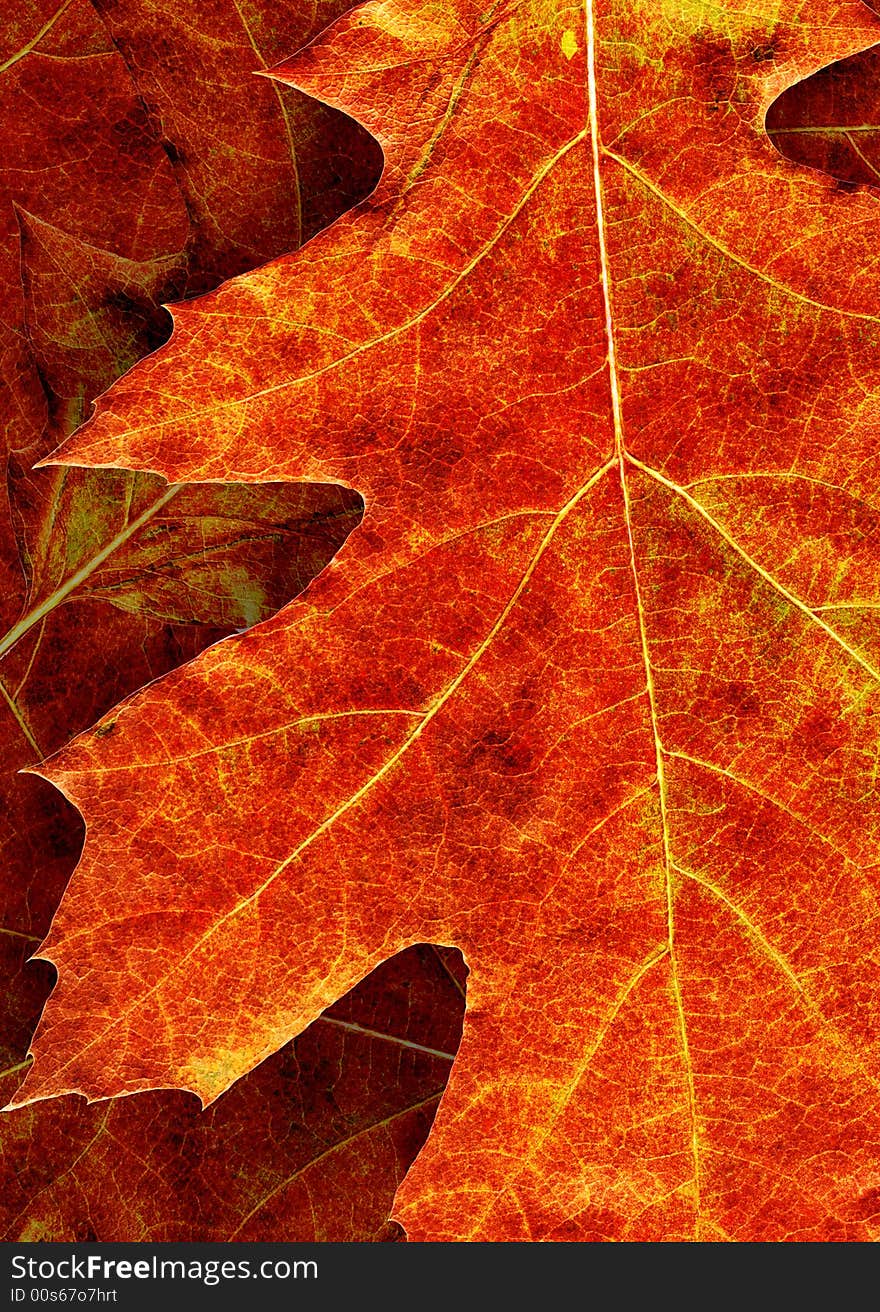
[2,944,464,1241]
[1,0,451,1244]
[20,0,880,1241]
[768,44,880,188]
[90,0,381,285]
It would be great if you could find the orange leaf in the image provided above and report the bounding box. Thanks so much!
[1,0,457,1243]
[20,0,880,1240]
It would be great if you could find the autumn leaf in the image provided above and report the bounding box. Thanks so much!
[3,944,464,1241]
[0,0,360,1000]
[1,0,462,1243]
[16,0,880,1242]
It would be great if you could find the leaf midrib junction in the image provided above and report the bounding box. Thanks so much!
[98,79,880,448]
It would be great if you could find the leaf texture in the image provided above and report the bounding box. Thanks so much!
[19,0,880,1241]
[3,944,464,1241]
[88,0,382,284]
[0,0,461,1243]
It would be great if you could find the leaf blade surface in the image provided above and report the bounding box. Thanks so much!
[22,0,880,1241]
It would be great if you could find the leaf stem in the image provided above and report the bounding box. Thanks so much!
[0,484,181,663]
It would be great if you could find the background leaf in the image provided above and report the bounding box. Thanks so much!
[768,43,880,188]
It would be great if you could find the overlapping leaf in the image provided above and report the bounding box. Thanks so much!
[768,41,880,188]
[17,0,880,1241]
[3,945,464,1241]
[1,0,463,1242]
[88,0,382,284]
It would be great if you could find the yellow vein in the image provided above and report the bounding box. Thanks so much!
[664,748,872,872]
[627,452,880,685]
[397,0,512,193]
[0,0,74,73]
[21,459,614,1095]
[604,147,880,324]
[587,0,701,1232]
[585,6,622,452]
[193,461,613,912]
[815,601,880,612]
[465,944,670,1238]
[770,124,880,135]
[0,484,181,663]
[316,1015,455,1061]
[618,472,702,1228]
[19,50,107,63]
[83,708,425,776]
[0,926,40,944]
[536,782,658,915]
[72,513,558,777]
[672,863,880,1096]
[674,864,820,1014]
[553,944,671,1111]
[0,1058,32,1082]
[683,470,874,507]
[315,510,552,631]
[96,127,590,440]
